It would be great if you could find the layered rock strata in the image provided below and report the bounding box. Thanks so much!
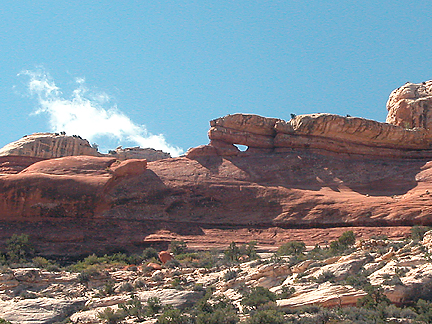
[195,112,432,159]
[0,133,99,159]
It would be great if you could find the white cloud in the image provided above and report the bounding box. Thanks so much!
[20,69,183,156]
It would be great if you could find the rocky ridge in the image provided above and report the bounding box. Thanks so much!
[0,133,171,161]
[187,80,432,159]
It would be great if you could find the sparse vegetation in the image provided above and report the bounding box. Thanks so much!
[411,225,431,240]
[2,232,432,323]
[277,241,306,256]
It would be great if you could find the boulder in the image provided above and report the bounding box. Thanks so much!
[109,159,147,178]
[159,251,173,264]
[386,80,432,130]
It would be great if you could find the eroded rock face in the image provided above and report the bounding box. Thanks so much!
[386,80,432,129]
[202,112,432,159]
[0,133,100,159]
[106,146,171,161]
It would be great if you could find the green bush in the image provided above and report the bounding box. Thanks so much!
[143,247,159,260]
[277,241,306,256]
[6,234,34,263]
[411,225,431,240]
[224,269,238,282]
[170,241,187,255]
[338,230,356,246]
[157,308,191,324]
[241,287,277,311]
[193,293,239,324]
[224,242,240,262]
[32,257,60,272]
[329,231,356,255]
[245,309,285,324]
[97,307,126,324]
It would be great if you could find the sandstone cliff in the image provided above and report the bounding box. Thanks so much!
[1,81,432,256]
[193,112,432,159]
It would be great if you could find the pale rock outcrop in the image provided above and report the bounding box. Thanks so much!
[386,80,432,129]
[277,282,367,309]
[106,146,171,161]
[0,297,85,324]
[0,133,99,159]
[422,230,432,253]
[308,257,368,282]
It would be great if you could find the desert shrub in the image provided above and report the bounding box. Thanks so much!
[224,242,240,262]
[143,247,159,260]
[157,308,192,324]
[77,267,101,283]
[245,309,285,324]
[338,230,356,246]
[6,234,34,263]
[32,257,60,272]
[329,230,356,255]
[411,225,431,240]
[357,285,390,309]
[147,297,163,315]
[315,270,335,284]
[224,269,238,281]
[241,287,277,311]
[238,241,260,260]
[165,259,181,269]
[170,241,187,255]
[193,283,204,291]
[118,281,134,293]
[133,278,147,289]
[69,253,134,272]
[98,281,115,297]
[277,241,306,256]
[344,272,370,289]
[193,293,238,324]
[190,250,219,268]
[278,285,295,299]
[0,319,12,324]
[97,307,126,324]
[415,299,432,322]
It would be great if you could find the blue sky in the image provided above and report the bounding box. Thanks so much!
[2,1,432,156]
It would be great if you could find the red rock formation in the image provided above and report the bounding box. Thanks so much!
[203,113,432,159]
[158,251,173,264]
[2,81,432,257]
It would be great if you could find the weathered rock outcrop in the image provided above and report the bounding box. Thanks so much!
[187,82,432,159]
[0,133,100,159]
[106,146,171,161]
[200,112,432,159]
[0,133,172,162]
[386,80,432,129]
